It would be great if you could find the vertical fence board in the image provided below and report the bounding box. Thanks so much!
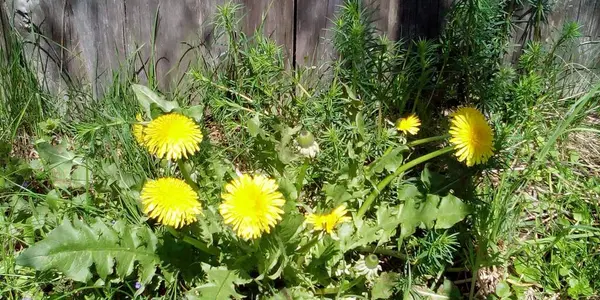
[7,0,600,95]
[240,0,294,61]
[295,0,342,66]
[68,0,126,94]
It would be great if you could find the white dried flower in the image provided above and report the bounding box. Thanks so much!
[354,254,382,281]
[296,130,320,158]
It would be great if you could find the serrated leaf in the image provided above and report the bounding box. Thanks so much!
[186,264,250,300]
[132,84,179,117]
[372,272,399,299]
[398,191,440,237]
[325,183,353,204]
[36,140,75,189]
[435,194,470,229]
[399,197,421,238]
[397,184,421,200]
[376,205,402,246]
[182,105,204,122]
[16,218,158,283]
[371,148,404,174]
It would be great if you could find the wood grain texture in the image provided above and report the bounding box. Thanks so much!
[295,0,342,66]
[5,0,599,96]
[240,0,294,61]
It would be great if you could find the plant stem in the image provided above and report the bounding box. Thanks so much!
[297,236,320,254]
[406,134,450,148]
[166,227,219,256]
[520,232,598,244]
[295,235,320,266]
[355,246,407,260]
[357,146,454,218]
[369,134,448,170]
[295,158,310,193]
[177,160,199,190]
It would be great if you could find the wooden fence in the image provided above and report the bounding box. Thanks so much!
[2,0,600,96]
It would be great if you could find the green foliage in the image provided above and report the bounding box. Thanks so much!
[132,84,180,118]
[186,264,250,300]
[16,218,158,283]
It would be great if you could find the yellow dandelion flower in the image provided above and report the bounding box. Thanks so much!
[219,174,285,240]
[449,107,494,166]
[140,177,202,228]
[133,113,145,145]
[306,204,351,234]
[396,114,421,135]
[143,113,203,161]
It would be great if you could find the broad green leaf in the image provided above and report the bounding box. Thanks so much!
[397,184,421,201]
[278,176,298,201]
[356,111,366,137]
[370,148,404,174]
[132,84,179,117]
[36,140,75,189]
[376,205,402,246]
[36,140,75,165]
[495,281,511,298]
[247,114,261,137]
[399,198,421,238]
[325,183,353,204]
[372,272,400,299]
[181,105,204,122]
[45,190,62,211]
[435,194,470,229]
[186,264,250,300]
[72,193,91,206]
[71,165,92,189]
[514,259,541,283]
[420,194,440,229]
[348,218,380,249]
[16,218,158,283]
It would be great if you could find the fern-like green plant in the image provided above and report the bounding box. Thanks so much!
[16,217,159,283]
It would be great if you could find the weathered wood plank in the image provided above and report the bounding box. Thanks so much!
[577,0,600,37]
[240,0,294,62]
[295,0,342,66]
[7,0,598,97]
[69,0,127,94]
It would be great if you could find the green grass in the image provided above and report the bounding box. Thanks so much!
[1,0,600,299]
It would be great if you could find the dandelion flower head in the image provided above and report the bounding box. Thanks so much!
[143,113,203,161]
[449,107,494,166]
[140,177,202,228]
[306,204,351,234]
[219,174,286,240]
[396,114,421,135]
[133,113,146,145]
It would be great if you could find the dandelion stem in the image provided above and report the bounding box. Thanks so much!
[406,134,450,147]
[295,158,310,193]
[177,160,199,191]
[166,227,220,256]
[357,146,454,218]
